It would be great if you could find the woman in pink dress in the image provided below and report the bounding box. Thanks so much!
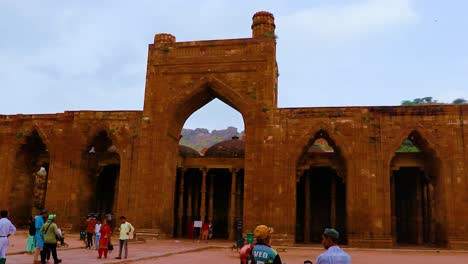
[97,219,112,259]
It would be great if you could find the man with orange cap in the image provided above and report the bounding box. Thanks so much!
[240,225,283,264]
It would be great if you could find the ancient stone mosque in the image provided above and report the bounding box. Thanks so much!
[0,11,467,249]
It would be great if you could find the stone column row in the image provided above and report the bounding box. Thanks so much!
[177,167,239,239]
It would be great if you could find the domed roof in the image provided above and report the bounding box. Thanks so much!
[179,145,200,157]
[204,137,244,157]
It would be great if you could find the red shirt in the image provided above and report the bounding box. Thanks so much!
[86,218,97,233]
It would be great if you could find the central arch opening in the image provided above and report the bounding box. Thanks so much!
[173,96,245,241]
[296,131,347,244]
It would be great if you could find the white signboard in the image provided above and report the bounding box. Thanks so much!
[194,221,202,228]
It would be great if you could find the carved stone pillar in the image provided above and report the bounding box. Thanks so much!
[200,167,207,221]
[428,183,436,243]
[391,172,397,245]
[416,172,423,245]
[208,173,214,222]
[331,176,336,228]
[177,168,186,237]
[186,174,192,223]
[228,168,238,240]
[235,172,242,219]
[304,174,311,242]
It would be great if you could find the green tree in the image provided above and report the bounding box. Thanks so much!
[396,139,420,152]
[401,97,437,106]
[452,98,467,104]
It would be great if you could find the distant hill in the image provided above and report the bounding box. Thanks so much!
[180,126,243,152]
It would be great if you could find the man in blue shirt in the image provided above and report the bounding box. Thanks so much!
[34,209,48,263]
[315,228,351,264]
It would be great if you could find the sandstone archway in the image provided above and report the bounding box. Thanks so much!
[295,130,347,244]
[9,129,49,227]
[390,130,445,246]
[82,130,120,221]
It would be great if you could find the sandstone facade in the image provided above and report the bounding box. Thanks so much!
[1,11,467,249]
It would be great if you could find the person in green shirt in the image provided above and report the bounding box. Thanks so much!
[39,214,62,264]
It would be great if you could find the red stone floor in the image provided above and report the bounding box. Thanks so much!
[6,231,468,264]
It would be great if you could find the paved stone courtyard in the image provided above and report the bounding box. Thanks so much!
[6,231,468,264]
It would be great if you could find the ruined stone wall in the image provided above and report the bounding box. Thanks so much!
[277,105,468,248]
[0,111,141,229]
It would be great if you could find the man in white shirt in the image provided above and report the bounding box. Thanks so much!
[315,228,351,264]
[0,210,17,264]
[95,219,102,250]
[115,216,134,260]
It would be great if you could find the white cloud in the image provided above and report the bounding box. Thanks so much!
[278,0,418,41]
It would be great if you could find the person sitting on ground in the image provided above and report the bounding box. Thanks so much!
[315,228,351,264]
[240,225,283,264]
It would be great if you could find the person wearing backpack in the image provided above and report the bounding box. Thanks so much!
[39,214,62,264]
[239,225,283,264]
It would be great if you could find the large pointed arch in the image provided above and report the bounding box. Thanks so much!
[165,76,249,140]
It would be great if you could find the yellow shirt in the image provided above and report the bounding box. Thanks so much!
[119,222,134,240]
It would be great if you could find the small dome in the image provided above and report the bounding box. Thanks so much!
[179,145,200,157]
[204,137,244,157]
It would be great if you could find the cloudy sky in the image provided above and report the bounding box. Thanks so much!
[1,0,467,131]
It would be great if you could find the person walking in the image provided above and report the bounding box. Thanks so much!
[97,219,112,259]
[39,214,63,264]
[239,225,283,264]
[34,209,48,264]
[26,216,36,254]
[0,210,17,264]
[85,215,96,249]
[95,219,102,250]
[315,228,351,264]
[115,216,134,260]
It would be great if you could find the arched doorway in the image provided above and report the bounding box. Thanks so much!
[9,129,49,226]
[84,131,120,219]
[296,131,347,244]
[174,97,245,240]
[390,131,444,246]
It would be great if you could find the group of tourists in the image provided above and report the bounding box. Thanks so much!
[83,214,112,259]
[30,209,63,264]
[1,207,348,264]
[0,209,64,264]
[83,214,134,259]
[240,225,351,264]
